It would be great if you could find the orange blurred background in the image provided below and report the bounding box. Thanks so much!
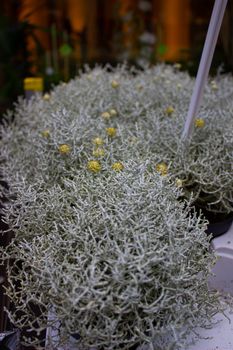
[0,0,232,113]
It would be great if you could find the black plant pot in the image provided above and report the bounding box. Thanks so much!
[0,330,20,350]
[206,215,233,238]
[199,208,233,239]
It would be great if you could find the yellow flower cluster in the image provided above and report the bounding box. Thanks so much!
[58,144,71,154]
[111,80,119,88]
[106,127,117,137]
[87,160,101,173]
[41,129,50,138]
[211,80,218,90]
[195,118,205,128]
[101,112,111,120]
[112,162,124,171]
[91,127,117,169]
[165,106,174,115]
[156,162,168,176]
[43,93,50,101]
[98,106,118,162]
[93,148,105,157]
[109,109,117,117]
[93,137,104,146]
[174,63,181,69]
[87,160,124,173]
[101,109,118,120]
[175,178,183,187]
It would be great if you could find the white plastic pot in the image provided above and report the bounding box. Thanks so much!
[186,221,233,350]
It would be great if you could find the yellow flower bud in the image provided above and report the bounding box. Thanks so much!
[87,160,101,173]
[101,111,111,120]
[195,118,205,128]
[43,93,50,101]
[156,163,168,176]
[165,106,174,115]
[58,144,71,154]
[93,148,105,157]
[210,80,218,90]
[175,178,183,187]
[41,129,50,138]
[174,63,181,69]
[93,137,104,146]
[129,136,138,144]
[177,83,182,89]
[109,109,118,117]
[112,162,124,171]
[111,80,119,88]
[106,127,117,137]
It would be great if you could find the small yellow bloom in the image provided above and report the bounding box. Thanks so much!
[112,162,124,171]
[109,109,118,117]
[177,83,182,89]
[58,144,71,154]
[175,178,183,187]
[93,148,105,157]
[43,93,50,101]
[210,80,218,90]
[195,118,205,128]
[87,160,101,172]
[106,127,117,137]
[165,106,174,115]
[156,163,168,176]
[111,80,119,88]
[93,137,104,146]
[41,129,50,138]
[174,63,181,69]
[101,111,111,120]
[129,136,138,144]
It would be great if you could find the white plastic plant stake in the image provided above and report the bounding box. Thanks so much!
[181,1,233,347]
[182,0,228,141]
[45,307,61,350]
[181,0,233,300]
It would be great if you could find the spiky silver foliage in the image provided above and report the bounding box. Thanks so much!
[1,65,233,213]
[1,164,220,349]
[0,64,229,349]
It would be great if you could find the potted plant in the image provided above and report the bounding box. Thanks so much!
[145,64,233,237]
[110,64,233,237]
[0,66,228,349]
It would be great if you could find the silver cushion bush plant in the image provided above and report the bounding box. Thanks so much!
[0,64,230,349]
[1,64,233,214]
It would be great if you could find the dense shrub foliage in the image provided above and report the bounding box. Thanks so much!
[1,64,231,349]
